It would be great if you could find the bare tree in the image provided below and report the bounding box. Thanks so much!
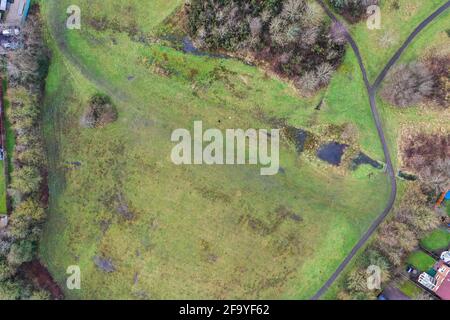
[381,63,435,108]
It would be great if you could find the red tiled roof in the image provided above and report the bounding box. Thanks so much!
[435,261,450,300]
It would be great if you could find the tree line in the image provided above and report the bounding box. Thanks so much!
[0,7,51,299]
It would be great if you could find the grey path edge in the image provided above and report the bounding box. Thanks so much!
[311,0,450,300]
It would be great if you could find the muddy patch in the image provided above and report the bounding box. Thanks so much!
[93,256,115,273]
[182,37,229,59]
[19,260,64,300]
[283,126,309,153]
[317,142,349,166]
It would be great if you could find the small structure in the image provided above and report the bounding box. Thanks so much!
[441,251,450,264]
[435,189,450,209]
[1,0,31,25]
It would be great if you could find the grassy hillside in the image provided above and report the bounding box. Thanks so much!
[37,0,448,299]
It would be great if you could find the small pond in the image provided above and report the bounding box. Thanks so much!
[350,152,383,170]
[317,142,348,166]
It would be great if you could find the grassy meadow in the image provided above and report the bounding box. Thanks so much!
[37,0,448,299]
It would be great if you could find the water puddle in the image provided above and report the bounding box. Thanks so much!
[317,142,348,166]
[182,37,229,59]
[398,171,417,181]
[283,126,309,153]
[350,152,383,170]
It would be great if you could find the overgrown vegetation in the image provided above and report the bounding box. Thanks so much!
[401,133,449,193]
[381,57,449,109]
[381,63,435,108]
[424,55,450,108]
[329,0,379,23]
[81,93,118,128]
[187,0,345,95]
[0,7,52,299]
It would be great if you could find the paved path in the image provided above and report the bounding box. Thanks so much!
[311,0,450,300]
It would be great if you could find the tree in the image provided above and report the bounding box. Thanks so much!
[0,280,22,300]
[9,199,45,240]
[381,63,435,108]
[401,133,449,193]
[0,259,13,281]
[10,166,42,195]
[249,17,262,37]
[281,0,306,21]
[14,145,46,167]
[330,0,379,23]
[7,241,34,267]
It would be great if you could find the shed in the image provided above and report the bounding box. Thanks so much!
[0,0,7,12]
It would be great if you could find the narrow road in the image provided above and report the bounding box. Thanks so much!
[312,0,450,300]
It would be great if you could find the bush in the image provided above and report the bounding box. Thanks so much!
[0,280,22,300]
[81,94,118,128]
[381,63,435,108]
[0,259,12,281]
[10,166,42,195]
[9,199,45,240]
[7,241,34,267]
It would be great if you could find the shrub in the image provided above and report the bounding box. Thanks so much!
[0,280,22,300]
[7,241,34,267]
[10,166,42,195]
[381,63,435,108]
[81,94,118,128]
[9,199,45,240]
[0,259,12,281]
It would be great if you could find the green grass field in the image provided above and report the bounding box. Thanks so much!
[407,251,436,272]
[421,229,450,251]
[37,0,448,299]
[398,280,424,299]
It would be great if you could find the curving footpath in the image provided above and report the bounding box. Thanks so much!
[312,0,450,300]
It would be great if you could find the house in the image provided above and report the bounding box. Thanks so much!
[418,260,450,300]
[1,0,31,25]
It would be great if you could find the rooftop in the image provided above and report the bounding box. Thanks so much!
[434,261,450,300]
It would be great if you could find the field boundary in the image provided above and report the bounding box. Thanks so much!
[0,80,11,215]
